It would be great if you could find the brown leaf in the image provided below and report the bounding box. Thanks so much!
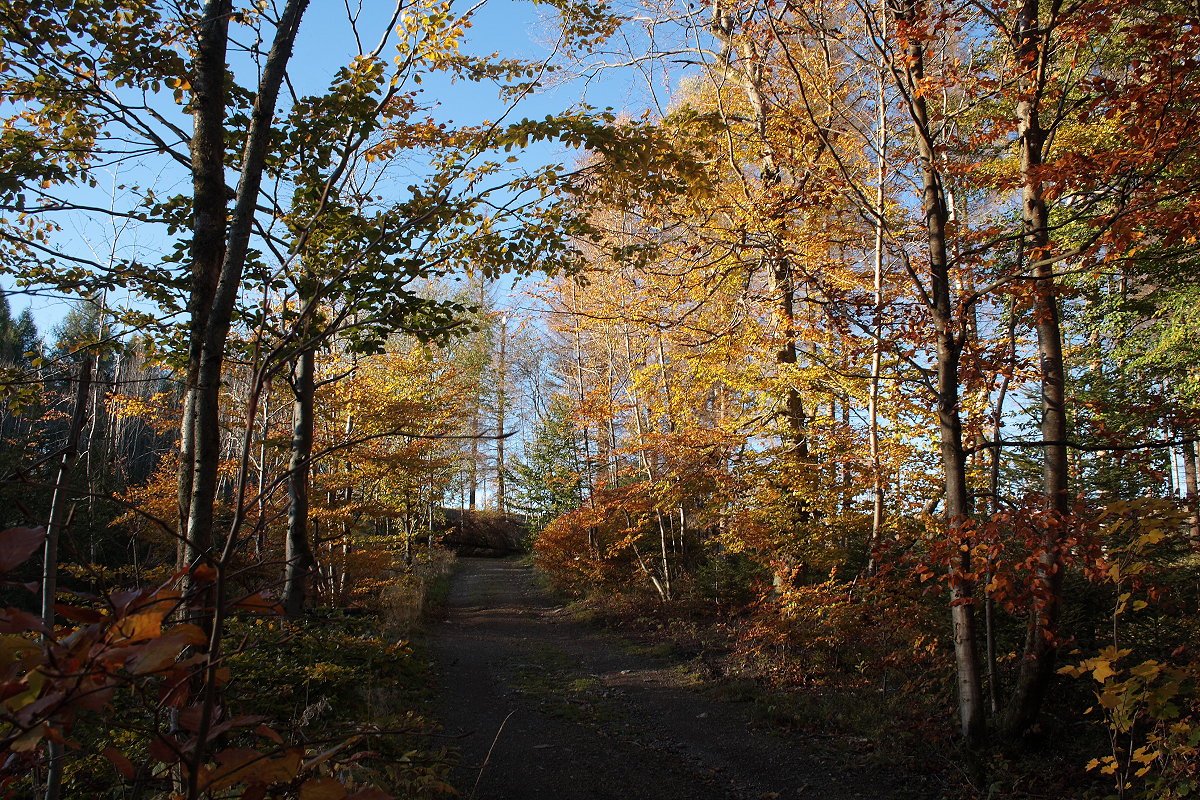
[0,607,49,635]
[159,668,190,708]
[74,679,114,711]
[346,789,393,800]
[204,748,259,791]
[206,748,303,791]
[10,722,47,752]
[178,703,211,732]
[149,734,181,764]
[53,604,104,624]
[299,777,348,800]
[124,623,206,674]
[192,564,218,583]
[232,593,283,614]
[102,747,136,780]
[0,527,46,573]
[124,635,186,675]
[255,723,283,744]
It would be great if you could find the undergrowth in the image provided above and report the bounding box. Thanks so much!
[561,578,1113,800]
[43,550,459,800]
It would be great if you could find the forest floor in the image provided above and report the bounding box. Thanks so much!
[429,557,936,800]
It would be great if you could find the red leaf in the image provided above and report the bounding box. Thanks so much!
[0,527,46,573]
[102,747,136,780]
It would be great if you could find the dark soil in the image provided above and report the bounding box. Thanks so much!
[430,558,929,800]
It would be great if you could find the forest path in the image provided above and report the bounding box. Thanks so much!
[429,557,918,800]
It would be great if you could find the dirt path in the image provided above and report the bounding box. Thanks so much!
[429,558,922,800]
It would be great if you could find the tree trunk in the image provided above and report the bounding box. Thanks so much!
[622,321,671,601]
[569,282,598,553]
[178,0,231,574]
[284,345,317,618]
[469,399,479,510]
[183,0,309,591]
[256,378,272,555]
[710,3,811,537]
[987,304,1018,716]
[1183,437,1199,541]
[1003,0,1071,740]
[175,8,310,794]
[867,10,888,572]
[893,0,985,746]
[41,352,93,800]
[496,313,508,512]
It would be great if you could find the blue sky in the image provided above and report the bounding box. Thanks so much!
[8,0,667,339]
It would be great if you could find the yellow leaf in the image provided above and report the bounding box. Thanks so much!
[1131,746,1159,765]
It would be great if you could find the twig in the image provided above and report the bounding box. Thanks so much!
[470,710,516,800]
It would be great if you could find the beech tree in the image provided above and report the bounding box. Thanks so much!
[537,0,1200,758]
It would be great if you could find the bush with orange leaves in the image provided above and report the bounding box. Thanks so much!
[534,483,663,597]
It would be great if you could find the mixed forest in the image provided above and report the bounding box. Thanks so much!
[1,0,1198,798]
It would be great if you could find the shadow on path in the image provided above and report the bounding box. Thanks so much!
[429,558,917,800]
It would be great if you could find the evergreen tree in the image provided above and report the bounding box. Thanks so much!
[508,396,584,534]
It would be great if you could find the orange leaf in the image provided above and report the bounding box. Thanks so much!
[108,612,164,644]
